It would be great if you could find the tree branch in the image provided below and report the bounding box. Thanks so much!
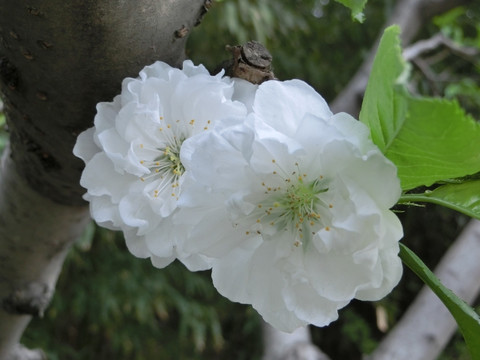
[0,1,206,356]
[262,322,331,360]
[366,219,480,360]
[0,146,90,359]
[330,0,473,116]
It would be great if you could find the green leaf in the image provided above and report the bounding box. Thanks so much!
[360,26,480,191]
[359,26,407,152]
[388,98,480,190]
[399,244,480,360]
[400,180,480,220]
[334,0,367,22]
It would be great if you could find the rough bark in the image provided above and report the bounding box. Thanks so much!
[0,1,206,358]
[0,147,89,360]
[0,0,206,204]
[366,220,480,360]
[330,0,473,116]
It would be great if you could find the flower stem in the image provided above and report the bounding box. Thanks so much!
[398,193,467,215]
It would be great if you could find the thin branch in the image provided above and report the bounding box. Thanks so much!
[403,33,479,61]
[403,33,445,60]
[330,0,473,116]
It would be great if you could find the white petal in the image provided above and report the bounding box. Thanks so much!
[253,79,332,136]
[80,153,135,202]
[123,228,151,258]
[150,255,176,269]
[73,127,98,163]
[283,281,346,329]
[88,195,122,229]
[143,224,175,259]
[232,78,258,111]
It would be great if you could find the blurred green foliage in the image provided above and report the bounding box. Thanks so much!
[0,0,477,359]
[22,226,263,360]
[413,4,480,117]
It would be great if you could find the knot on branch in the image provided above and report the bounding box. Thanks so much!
[2,282,52,317]
[216,40,275,84]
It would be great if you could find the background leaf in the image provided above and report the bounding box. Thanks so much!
[399,244,480,360]
[334,0,368,22]
[360,26,480,190]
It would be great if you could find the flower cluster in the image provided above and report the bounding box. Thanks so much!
[74,60,403,332]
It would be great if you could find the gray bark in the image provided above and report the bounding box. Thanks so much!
[0,1,205,358]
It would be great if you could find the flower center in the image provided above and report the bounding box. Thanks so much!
[161,142,185,177]
[250,167,332,247]
[275,178,328,226]
[139,136,185,199]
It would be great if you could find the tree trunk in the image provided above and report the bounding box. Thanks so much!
[0,1,206,357]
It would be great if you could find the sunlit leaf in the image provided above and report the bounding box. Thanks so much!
[360,26,480,191]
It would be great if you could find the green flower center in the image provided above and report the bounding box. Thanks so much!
[138,137,185,199]
[274,178,328,226]
[160,141,185,177]
[253,175,331,247]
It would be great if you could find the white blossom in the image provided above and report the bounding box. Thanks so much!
[73,60,249,270]
[177,79,403,331]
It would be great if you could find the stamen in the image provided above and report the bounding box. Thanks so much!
[248,163,332,247]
